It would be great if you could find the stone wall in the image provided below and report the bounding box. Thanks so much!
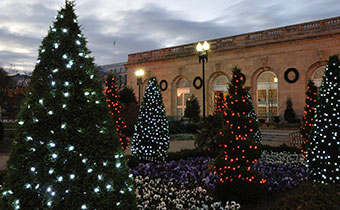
[125,16,340,120]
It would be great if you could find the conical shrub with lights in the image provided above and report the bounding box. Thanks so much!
[214,67,264,185]
[214,92,227,114]
[105,75,129,150]
[306,55,340,184]
[132,77,170,162]
[0,2,136,209]
[300,80,317,157]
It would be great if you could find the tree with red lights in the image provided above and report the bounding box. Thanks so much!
[105,75,129,150]
[300,80,317,157]
[214,67,264,185]
[214,92,227,114]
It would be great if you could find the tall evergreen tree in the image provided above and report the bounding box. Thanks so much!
[184,94,200,123]
[300,80,318,157]
[118,87,138,137]
[214,67,264,184]
[132,77,170,162]
[0,2,136,209]
[306,55,340,184]
[105,75,129,150]
[284,97,297,123]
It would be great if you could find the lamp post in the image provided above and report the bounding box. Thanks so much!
[196,41,210,120]
[135,69,145,105]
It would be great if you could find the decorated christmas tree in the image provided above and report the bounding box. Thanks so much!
[306,55,340,184]
[300,80,318,157]
[105,75,129,150]
[0,2,136,209]
[214,67,264,184]
[132,77,170,162]
[214,92,227,115]
[247,91,262,144]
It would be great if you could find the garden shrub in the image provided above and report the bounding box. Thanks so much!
[0,170,7,186]
[252,182,340,210]
[214,170,267,204]
[169,118,185,134]
[195,114,225,155]
[284,98,298,123]
[0,121,3,143]
[170,133,195,140]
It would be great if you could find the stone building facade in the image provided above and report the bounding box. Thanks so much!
[125,16,340,121]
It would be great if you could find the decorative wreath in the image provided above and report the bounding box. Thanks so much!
[159,80,168,91]
[193,76,203,89]
[284,68,299,83]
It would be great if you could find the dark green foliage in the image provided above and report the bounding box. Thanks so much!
[0,121,3,143]
[118,86,138,137]
[168,117,199,134]
[0,170,7,186]
[118,86,137,105]
[250,182,340,210]
[284,98,298,123]
[0,67,12,107]
[300,80,318,157]
[214,170,267,204]
[132,77,170,162]
[306,55,340,184]
[195,114,225,155]
[184,94,200,123]
[0,2,136,209]
[214,66,263,185]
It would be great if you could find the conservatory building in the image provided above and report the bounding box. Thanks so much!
[125,16,340,121]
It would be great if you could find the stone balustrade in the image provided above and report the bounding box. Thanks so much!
[127,16,340,65]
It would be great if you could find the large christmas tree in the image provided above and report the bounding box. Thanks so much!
[214,67,263,183]
[105,75,129,150]
[300,80,318,158]
[306,55,340,184]
[132,77,170,162]
[0,2,136,209]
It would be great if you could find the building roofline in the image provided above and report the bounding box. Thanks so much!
[127,16,340,65]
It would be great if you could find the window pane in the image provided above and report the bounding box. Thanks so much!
[177,94,183,106]
[269,106,277,116]
[258,90,266,104]
[268,89,277,104]
[257,107,266,118]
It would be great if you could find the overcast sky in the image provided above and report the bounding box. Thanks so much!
[1,0,340,72]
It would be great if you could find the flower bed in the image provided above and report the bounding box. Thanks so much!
[253,151,307,191]
[135,176,241,209]
[131,157,218,189]
[131,150,310,209]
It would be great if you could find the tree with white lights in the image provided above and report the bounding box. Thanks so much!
[132,77,170,162]
[306,55,340,184]
[0,1,136,209]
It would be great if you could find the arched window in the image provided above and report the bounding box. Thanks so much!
[312,66,325,88]
[212,75,229,107]
[257,71,278,121]
[176,79,190,118]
